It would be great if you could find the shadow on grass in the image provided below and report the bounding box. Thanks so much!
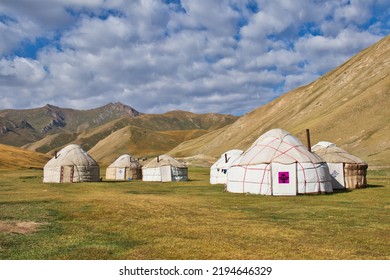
[100,180,136,184]
[366,184,385,188]
[125,190,172,195]
[101,179,200,183]
[332,184,385,194]
[332,189,353,195]
[19,176,41,179]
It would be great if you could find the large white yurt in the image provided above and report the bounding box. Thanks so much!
[226,128,333,195]
[210,149,243,184]
[43,144,100,183]
[311,141,368,189]
[106,154,142,180]
[142,155,188,182]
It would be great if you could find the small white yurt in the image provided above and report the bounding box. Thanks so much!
[210,149,243,184]
[106,154,142,180]
[142,155,188,182]
[43,144,100,183]
[227,128,333,195]
[311,141,368,189]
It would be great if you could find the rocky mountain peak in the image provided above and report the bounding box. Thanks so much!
[103,102,142,117]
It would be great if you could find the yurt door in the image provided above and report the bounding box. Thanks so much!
[327,163,345,189]
[271,163,297,195]
[161,166,172,182]
[61,166,74,183]
[116,168,126,180]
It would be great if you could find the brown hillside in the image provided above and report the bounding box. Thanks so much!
[0,102,140,147]
[117,110,238,131]
[88,125,210,165]
[170,35,390,167]
[21,109,237,157]
[0,144,50,169]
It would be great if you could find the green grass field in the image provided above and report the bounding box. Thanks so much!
[0,167,389,260]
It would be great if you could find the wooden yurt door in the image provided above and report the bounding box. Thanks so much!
[61,166,74,183]
[271,163,297,195]
[116,168,126,180]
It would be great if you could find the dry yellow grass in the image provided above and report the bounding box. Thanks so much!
[0,144,50,169]
[0,167,389,260]
[0,221,47,234]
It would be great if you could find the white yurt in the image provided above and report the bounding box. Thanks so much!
[43,144,100,183]
[311,141,368,189]
[210,149,243,184]
[142,155,188,182]
[226,128,333,195]
[106,154,142,180]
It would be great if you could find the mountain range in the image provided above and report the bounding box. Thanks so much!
[0,102,238,165]
[0,35,389,168]
[0,102,140,147]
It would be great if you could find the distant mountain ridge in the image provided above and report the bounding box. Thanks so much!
[0,102,238,164]
[0,102,141,146]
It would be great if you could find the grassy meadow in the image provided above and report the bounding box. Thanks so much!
[0,166,389,260]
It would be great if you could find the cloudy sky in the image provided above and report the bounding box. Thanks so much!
[0,0,389,115]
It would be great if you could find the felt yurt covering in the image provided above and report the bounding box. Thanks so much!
[106,154,142,180]
[226,128,333,195]
[311,141,368,189]
[142,155,188,182]
[43,144,100,183]
[210,149,243,184]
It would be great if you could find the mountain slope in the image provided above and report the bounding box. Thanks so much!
[88,126,209,165]
[0,102,141,147]
[0,144,50,169]
[22,108,238,159]
[83,110,238,164]
[170,35,390,166]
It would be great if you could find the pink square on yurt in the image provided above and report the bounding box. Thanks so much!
[278,172,290,184]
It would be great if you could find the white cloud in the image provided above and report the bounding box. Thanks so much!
[0,57,46,85]
[181,0,241,36]
[245,49,303,72]
[0,0,388,115]
[295,30,382,73]
[0,17,43,54]
[334,0,374,25]
[0,0,74,28]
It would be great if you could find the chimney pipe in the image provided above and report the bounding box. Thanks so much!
[224,153,228,163]
[157,155,160,162]
[55,150,58,159]
[306,129,311,152]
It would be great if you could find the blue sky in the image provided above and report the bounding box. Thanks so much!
[0,0,389,115]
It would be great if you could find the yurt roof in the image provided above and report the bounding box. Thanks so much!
[311,142,367,164]
[237,128,325,165]
[142,154,186,168]
[223,149,244,157]
[44,144,98,168]
[212,149,243,168]
[108,154,140,168]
